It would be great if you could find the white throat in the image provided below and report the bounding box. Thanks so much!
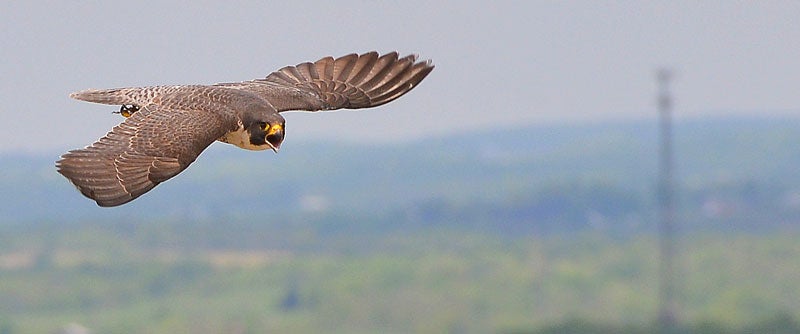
[218,125,271,151]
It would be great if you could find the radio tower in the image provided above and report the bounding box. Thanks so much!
[656,68,677,330]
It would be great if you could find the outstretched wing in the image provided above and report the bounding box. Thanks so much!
[217,51,434,112]
[57,103,232,207]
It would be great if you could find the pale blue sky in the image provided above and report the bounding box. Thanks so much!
[1,1,799,152]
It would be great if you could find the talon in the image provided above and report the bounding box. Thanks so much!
[118,104,139,118]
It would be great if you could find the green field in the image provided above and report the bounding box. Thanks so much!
[1,222,799,333]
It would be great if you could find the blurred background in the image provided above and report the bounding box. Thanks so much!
[2,1,800,333]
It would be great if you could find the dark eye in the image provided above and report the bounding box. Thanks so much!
[258,122,268,129]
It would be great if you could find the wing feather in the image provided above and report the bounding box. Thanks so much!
[345,52,380,86]
[57,104,231,207]
[214,51,434,112]
[333,53,358,82]
[316,56,335,81]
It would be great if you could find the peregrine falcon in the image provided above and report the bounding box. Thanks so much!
[57,51,434,207]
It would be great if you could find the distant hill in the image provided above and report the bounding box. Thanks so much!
[3,116,800,232]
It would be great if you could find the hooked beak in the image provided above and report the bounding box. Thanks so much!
[265,124,284,153]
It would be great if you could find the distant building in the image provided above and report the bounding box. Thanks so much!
[55,323,90,334]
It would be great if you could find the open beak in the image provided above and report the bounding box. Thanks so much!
[265,141,279,153]
[265,124,284,153]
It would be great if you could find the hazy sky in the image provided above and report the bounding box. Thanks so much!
[1,1,799,152]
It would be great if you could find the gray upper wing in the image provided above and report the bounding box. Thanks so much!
[57,103,233,207]
[216,51,434,112]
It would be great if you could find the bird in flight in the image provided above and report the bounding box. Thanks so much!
[57,51,434,207]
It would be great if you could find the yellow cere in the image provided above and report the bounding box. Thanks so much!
[267,123,283,135]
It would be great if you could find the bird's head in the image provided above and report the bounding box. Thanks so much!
[246,114,285,152]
